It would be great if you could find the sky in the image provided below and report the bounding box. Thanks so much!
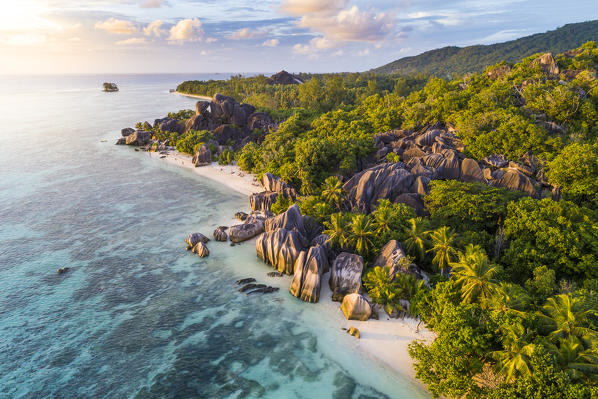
[0,0,596,74]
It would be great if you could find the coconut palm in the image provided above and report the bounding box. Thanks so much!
[451,244,500,305]
[372,200,392,235]
[403,217,427,261]
[492,323,536,382]
[548,336,598,382]
[539,294,596,342]
[426,226,457,275]
[322,212,347,249]
[321,176,344,209]
[346,214,375,256]
[486,282,531,314]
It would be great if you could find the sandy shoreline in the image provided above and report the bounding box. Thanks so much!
[173,91,213,101]
[147,147,432,389]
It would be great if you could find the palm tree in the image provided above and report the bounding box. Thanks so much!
[372,201,392,235]
[323,212,347,249]
[451,244,500,305]
[486,282,531,315]
[492,323,536,382]
[403,217,427,261]
[539,294,596,342]
[321,176,344,209]
[346,214,375,257]
[427,226,457,275]
[547,336,598,383]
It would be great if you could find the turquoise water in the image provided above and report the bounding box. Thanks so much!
[0,74,429,398]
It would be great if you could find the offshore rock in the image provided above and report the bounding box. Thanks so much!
[125,130,151,146]
[213,226,228,242]
[186,232,210,249]
[329,252,364,302]
[340,293,371,321]
[290,245,328,303]
[121,127,135,137]
[256,228,308,275]
[191,242,209,257]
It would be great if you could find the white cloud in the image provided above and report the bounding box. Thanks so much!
[357,48,370,56]
[168,18,203,43]
[332,49,344,56]
[205,37,217,43]
[475,29,529,44]
[293,36,336,55]
[94,18,137,35]
[140,0,164,8]
[144,20,165,37]
[116,37,147,45]
[262,38,279,47]
[280,0,349,16]
[228,28,266,40]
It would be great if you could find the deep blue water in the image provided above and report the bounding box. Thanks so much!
[0,74,429,398]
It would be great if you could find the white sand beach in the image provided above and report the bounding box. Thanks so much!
[149,150,262,196]
[173,91,213,101]
[148,147,433,385]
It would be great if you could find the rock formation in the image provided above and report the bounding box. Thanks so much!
[121,127,135,137]
[372,240,427,281]
[289,245,328,303]
[191,241,209,257]
[250,173,298,212]
[256,228,307,274]
[186,232,210,249]
[340,293,371,321]
[213,226,228,242]
[192,144,212,167]
[125,130,151,146]
[329,252,364,302]
[265,204,305,236]
[267,70,304,85]
[229,214,265,243]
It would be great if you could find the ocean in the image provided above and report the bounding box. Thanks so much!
[0,74,429,398]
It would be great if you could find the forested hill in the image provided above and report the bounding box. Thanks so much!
[372,20,598,77]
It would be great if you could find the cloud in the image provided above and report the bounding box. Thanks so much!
[116,37,147,45]
[262,38,279,47]
[299,6,395,42]
[168,18,203,43]
[357,48,370,56]
[140,0,164,8]
[293,36,336,55]
[205,37,217,44]
[144,20,165,37]
[94,18,137,35]
[228,28,266,40]
[280,0,349,16]
[4,34,47,46]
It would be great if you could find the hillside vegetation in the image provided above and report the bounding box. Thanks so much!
[167,42,598,398]
[372,20,598,77]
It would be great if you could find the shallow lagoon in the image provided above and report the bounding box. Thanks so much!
[0,74,429,398]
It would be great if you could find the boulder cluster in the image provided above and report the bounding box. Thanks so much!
[250,173,298,212]
[344,125,556,214]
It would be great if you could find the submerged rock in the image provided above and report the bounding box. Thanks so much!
[340,293,371,321]
[329,252,364,302]
[236,278,256,285]
[238,283,267,293]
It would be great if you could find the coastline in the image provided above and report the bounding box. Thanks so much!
[148,147,433,389]
[173,91,213,101]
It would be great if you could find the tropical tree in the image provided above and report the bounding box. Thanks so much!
[372,200,392,235]
[547,336,598,383]
[486,282,532,314]
[403,217,427,262]
[492,323,536,382]
[321,176,344,209]
[427,226,457,275]
[323,212,347,249]
[539,294,596,342]
[451,244,500,305]
[346,214,375,257]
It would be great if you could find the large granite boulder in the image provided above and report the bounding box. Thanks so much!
[121,127,135,137]
[196,101,210,115]
[256,228,308,274]
[493,169,536,196]
[191,242,209,257]
[125,130,151,146]
[372,240,426,281]
[158,118,184,134]
[261,173,297,198]
[460,158,486,183]
[414,129,442,147]
[249,191,278,212]
[340,293,372,321]
[343,163,415,213]
[247,112,273,132]
[265,204,306,236]
[329,252,364,302]
[186,232,209,249]
[192,144,212,166]
[185,113,211,132]
[229,215,265,243]
[533,53,559,76]
[212,124,245,145]
[289,245,328,303]
[482,154,508,168]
